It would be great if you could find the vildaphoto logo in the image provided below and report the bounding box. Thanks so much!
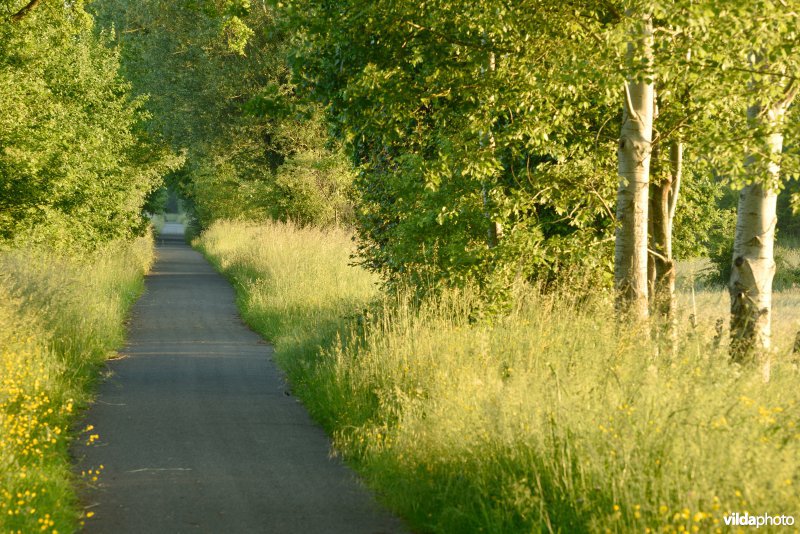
[723,512,795,528]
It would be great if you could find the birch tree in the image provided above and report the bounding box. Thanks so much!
[615,15,654,320]
[730,83,797,364]
[719,1,800,364]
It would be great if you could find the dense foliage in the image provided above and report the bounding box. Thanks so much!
[286,1,622,290]
[80,0,800,294]
[3,0,795,286]
[91,0,354,229]
[0,0,179,248]
[281,0,799,293]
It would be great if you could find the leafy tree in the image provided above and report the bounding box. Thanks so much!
[90,0,353,229]
[0,0,179,248]
[286,0,630,295]
[284,0,800,363]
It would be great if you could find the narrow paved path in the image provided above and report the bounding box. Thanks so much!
[73,223,404,533]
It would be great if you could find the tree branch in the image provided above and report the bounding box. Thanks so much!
[10,0,42,22]
[778,78,799,110]
[694,59,797,82]
[623,83,638,121]
[668,141,682,223]
[647,247,670,263]
[590,187,615,221]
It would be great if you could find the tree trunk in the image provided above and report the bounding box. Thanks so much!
[615,18,654,321]
[649,141,681,346]
[483,182,503,248]
[484,130,503,249]
[729,104,783,365]
[729,181,777,362]
[482,51,502,249]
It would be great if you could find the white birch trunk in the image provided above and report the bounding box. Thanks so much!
[729,103,784,365]
[615,18,654,321]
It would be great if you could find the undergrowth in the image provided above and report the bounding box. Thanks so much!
[0,236,153,533]
[198,219,800,533]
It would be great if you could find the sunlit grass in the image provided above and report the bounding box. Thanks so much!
[195,219,379,392]
[0,236,153,533]
[199,219,800,533]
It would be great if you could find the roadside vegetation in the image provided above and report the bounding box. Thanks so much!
[198,219,800,533]
[4,0,800,532]
[1,1,169,531]
[0,237,153,533]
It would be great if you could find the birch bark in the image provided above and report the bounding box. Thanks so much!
[729,103,784,363]
[615,18,654,321]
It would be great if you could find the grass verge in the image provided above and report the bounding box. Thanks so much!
[197,219,800,533]
[0,235,153,533]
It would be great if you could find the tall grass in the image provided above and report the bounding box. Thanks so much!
[199,220,800,533]
[0,236,153,533]
[196,219,379,398]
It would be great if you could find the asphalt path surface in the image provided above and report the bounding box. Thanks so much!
[73,223,405,533]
